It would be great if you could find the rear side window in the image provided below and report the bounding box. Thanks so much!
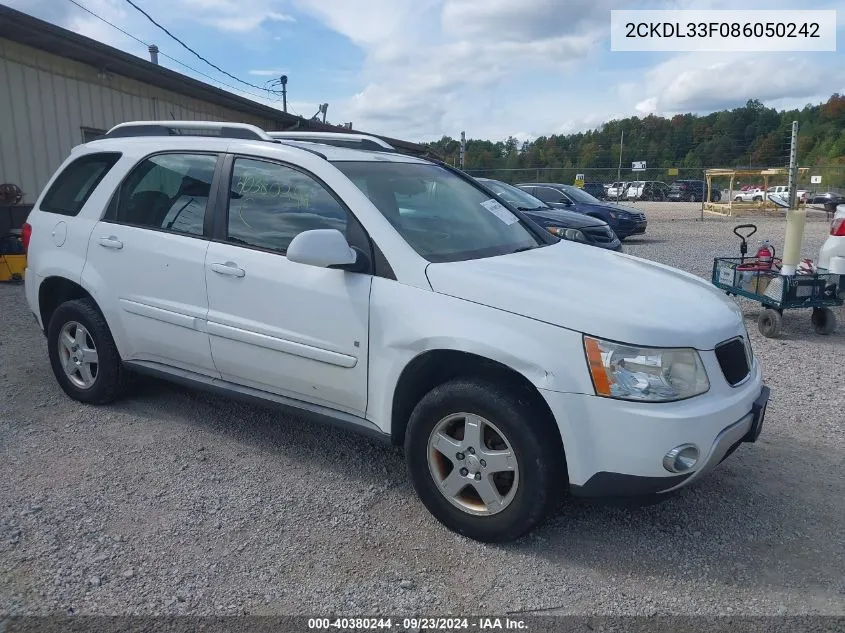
[112,153,218,237]
[40,152,121,216]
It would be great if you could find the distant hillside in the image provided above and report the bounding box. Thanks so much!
[427,95,845,176]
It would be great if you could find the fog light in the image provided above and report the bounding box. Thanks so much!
[663,444,699,473]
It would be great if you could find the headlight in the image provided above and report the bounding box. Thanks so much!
[548,227,588,243]
[583,336,710,402]
[608,211,617,220]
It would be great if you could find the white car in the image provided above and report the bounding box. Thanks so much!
[819,204,845,270]
[734,188,765,202]
[626,181,646,200]
[606,181,629,199]
[21,120,769,543]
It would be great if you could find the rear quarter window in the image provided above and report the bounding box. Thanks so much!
[39,152,122,216]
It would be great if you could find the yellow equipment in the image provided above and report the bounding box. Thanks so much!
[0,231,26,282]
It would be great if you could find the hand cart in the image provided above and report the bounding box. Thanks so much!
[712,224,843,338]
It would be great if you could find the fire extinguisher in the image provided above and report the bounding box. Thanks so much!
[756,240,775,268]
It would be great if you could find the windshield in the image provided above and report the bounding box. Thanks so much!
[559,184,603,204]
[478,179,547,210]
[335,161,544,263]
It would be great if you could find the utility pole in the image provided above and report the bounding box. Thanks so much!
[280,75,288,113]
[786,120,798,210]
[616,130,624,201]
[460,131,466,170]
[781,121,805,277]
[321,103,328,124]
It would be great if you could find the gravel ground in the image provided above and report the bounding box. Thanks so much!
[1,202,844,617]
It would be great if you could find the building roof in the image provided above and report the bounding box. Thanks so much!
[0,4,427,155]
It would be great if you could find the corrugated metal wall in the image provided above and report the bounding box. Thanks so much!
[0,39,280,203]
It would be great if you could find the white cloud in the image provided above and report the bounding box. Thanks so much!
[633,52,845,115]
[249,69,290,76]
[293,0,615,139]
[202,11,294,33]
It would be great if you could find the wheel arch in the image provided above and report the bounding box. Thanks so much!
[38,275,97,335]
[389,349,561,451]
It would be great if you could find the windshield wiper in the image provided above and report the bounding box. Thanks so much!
[509,246,536,254]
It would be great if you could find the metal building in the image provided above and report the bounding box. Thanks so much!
[0,4,421,209]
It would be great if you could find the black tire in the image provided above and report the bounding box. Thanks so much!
[757,308,782,338]
[47,298,129,404]
[811,307,837,335]
[404,379,564,543]
[688,194,696,202]
[753,196,762,202]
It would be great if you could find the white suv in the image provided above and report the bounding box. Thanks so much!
[22,121,769,542]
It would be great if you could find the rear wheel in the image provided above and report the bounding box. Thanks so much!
[47,298,129,404]
[404,379,563,543]
[811,307,837,335]
[757,308,782,338]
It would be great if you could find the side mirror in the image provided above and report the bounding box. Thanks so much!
[560,197,572,206]
[286,229,364,271]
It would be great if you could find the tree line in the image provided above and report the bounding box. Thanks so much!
[425,95,845,179]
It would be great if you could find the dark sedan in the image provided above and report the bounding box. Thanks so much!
[582,182,607,199]
[476,178,621,251]
[515,182,647,239]
[810,191,845,208]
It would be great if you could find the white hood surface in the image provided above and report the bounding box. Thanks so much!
[425,242,745,350]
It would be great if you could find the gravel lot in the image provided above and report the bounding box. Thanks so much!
[1,202,843,617]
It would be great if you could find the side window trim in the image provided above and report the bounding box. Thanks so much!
[102,150,222,240]
[213,153,384,277]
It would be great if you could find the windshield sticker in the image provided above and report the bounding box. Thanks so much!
[480,199,519,225]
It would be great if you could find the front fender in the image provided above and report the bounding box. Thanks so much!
[365,277,593,433]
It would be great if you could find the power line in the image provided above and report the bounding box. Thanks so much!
[121,0,284,96]
[64,0,297,110]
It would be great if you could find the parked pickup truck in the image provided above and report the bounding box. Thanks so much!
[765,186,809,203]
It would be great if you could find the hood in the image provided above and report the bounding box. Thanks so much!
[523,208,607,229]
[425,242,745,350]
[576,201,640,215]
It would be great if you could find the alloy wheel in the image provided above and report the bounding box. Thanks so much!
[427,412,519,516]
[57,321,99,389]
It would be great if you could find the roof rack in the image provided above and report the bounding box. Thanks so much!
[99,120,433,163]
[267,131,395,151]
[104,121,276,141]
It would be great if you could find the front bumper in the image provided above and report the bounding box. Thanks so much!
[539,361,767,497]
[572,385,769,497]
[615,220,647,238]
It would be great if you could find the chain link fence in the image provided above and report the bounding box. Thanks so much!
[464,166,845,200]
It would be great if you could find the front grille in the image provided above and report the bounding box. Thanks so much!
[582,225,615,243]
[715,338,751,386]
[630,212,646,222]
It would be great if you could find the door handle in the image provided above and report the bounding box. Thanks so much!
[98,236,123,249]
[210,262,245,278]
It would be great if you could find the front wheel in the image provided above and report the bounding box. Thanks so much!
[404,379,563,543]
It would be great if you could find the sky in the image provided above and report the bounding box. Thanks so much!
[6,0,845,143]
